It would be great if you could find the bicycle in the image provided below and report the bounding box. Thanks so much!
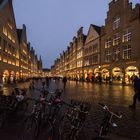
[20,93,64,140]
[96,103,122,139]
[0,94,28,128]
[59,100,90,140]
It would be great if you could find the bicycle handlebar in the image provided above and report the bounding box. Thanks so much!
[98,102,122,118]
[63,101,89,114]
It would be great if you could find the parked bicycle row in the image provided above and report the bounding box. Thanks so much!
[17,87,122,140]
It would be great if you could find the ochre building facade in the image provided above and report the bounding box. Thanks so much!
[0,0,42,84]
[51,0,140,84]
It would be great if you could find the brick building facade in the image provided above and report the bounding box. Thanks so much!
[0,0,42,84]
[51,0,140,84]
[101,0,140,84]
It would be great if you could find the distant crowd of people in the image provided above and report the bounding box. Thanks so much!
[1,74,140,109]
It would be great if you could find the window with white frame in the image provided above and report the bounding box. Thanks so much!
[105,50,111,62]
[77,51,82,59]
[113,16,120,30]
[84,48,88,55]
[123,45,131,59]
[77,60,82,67]
[123,29,131,42]
[92,55,98,64]
[84,58,89,66]
[105,38,112,48]
[93,43,98,53]
[113,33,120,46]
[89,56,92,65]
[113,47,120,61]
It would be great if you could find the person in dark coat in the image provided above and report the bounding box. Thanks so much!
[62,76,67,89]
[129,76,140,109]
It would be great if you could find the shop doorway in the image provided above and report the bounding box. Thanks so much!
[125,66,139,83]
[112,67,122,82]
[3,70,9,83]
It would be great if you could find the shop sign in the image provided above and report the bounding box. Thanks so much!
[126,61,136,64]
[101,64,110,68]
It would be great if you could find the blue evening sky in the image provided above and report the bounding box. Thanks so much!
[13,0,140,68]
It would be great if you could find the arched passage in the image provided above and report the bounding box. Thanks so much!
[3,70,9,83]
[112,67,122,82]
[94,68,100,77]
[102,68,109,80]
[10,71,15,83]
[16,72,19,81]
[125,66,139,83]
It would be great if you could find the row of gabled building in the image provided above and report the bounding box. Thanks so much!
[51,0,140,84]
[0,0,42,84]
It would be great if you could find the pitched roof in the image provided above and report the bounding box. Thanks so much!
[16,29,22,43]
[91,24,101,34]
[0,0,9,10]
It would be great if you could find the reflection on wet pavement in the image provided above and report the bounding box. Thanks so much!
[0,80,140,140]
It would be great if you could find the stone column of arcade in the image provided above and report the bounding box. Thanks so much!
[122,66,126,85]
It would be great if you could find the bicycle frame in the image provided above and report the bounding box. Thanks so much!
[98,103,122,137]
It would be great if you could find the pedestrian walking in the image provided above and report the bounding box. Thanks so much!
[129,76,140,109]
[62,76,67,89]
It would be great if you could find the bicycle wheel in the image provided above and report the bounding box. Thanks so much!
[17,101,28,116]
[99,122,110,137]
[21,116,39,140]
[45,121,53,140]
[59,116,72,140]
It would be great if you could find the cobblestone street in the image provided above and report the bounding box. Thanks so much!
[0,80,140,140]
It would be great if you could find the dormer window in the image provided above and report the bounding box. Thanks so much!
[113,16,120,30]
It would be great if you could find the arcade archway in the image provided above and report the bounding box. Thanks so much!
[10,71,15,83]
[94,68,100,77]
[102,68,109,80]
[112,67,122,81]
[125,66,139,83]
[3,70,9,83]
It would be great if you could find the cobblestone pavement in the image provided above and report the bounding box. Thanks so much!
[0,79,140,140]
